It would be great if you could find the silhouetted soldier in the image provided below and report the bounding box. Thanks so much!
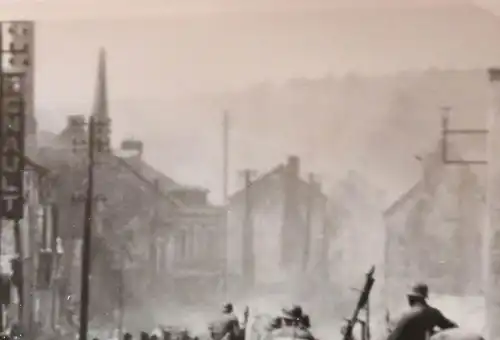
[208,303,241,340]
[141,331,150,340]
[162,330,171,340]
[414,283,458,336]
[387,283,458,340]
[123,333,133,340]
[282,305,311,329]
[271,307,314,340]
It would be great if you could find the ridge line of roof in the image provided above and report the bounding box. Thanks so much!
[113,155,185,208]
[228,163,285,201]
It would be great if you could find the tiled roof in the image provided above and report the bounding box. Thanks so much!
[383,139,483,217]
[36,144,183,239]
[228,162,327,204]
[139,160,182,193]
[228,164,284,204]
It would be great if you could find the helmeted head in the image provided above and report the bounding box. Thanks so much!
[281,304,303,325]
[408,283,428,299]
[407,283,429,305]
[285,305,303,318]
[222,302,233,314]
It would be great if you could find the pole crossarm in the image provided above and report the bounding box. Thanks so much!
[444,129,489,135]
[440,106,488,165]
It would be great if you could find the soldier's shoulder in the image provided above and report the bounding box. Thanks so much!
[425,305,443,314]
[395,308,423,323]
[224,314,239,323]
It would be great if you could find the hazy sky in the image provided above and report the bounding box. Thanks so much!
[0,0,485,19]
[3,0,500,201]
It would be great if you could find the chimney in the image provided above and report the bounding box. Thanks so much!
[120,138,143,158]
[117,138,144,173]
[282,155,301,268]
[286,155,300,177]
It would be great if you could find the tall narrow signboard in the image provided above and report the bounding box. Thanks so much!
[0,21,33,221]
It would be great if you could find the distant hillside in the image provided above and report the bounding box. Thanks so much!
[38,68,490,204]
[187,69,489,205]
[34,3,500,202]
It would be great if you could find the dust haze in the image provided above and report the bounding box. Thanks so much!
[1,1,498,340]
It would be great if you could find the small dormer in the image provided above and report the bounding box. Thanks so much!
[121,138,143,156]
[169,187,209,206]
[120,138,144,160]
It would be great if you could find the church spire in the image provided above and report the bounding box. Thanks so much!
[91,47,111,147]
[92,47,109,121]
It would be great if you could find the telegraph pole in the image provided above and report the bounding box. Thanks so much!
[438,103,491,336]
[71,115,109,340]
[51,205,62,331]
[222,111,229,295]
[223,111,229,207]
[79,117,96,340]
[150,179,160,290]
[241,170,257,290]
[117,248,125,340]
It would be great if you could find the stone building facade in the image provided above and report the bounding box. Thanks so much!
[383,143,484,316]
[35,49,227,331]
[226,156,328,297]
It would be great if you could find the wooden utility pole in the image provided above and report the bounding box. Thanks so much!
[13,220,23,320]
[150,179,160,289]
[50,205,61,331]
[70,115,109,340]
[223,111,229,207]
[221,111,229,295]
[117,249,125,340]
[241,170,257,289]
[438,101,491,337]
[79,116,96,340]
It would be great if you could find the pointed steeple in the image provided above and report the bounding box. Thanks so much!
[92,47,109,121]
[91,47,111,148]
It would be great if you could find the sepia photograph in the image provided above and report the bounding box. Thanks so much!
[0,1,498,340]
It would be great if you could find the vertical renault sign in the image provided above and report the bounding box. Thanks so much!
[0,21,33,220]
